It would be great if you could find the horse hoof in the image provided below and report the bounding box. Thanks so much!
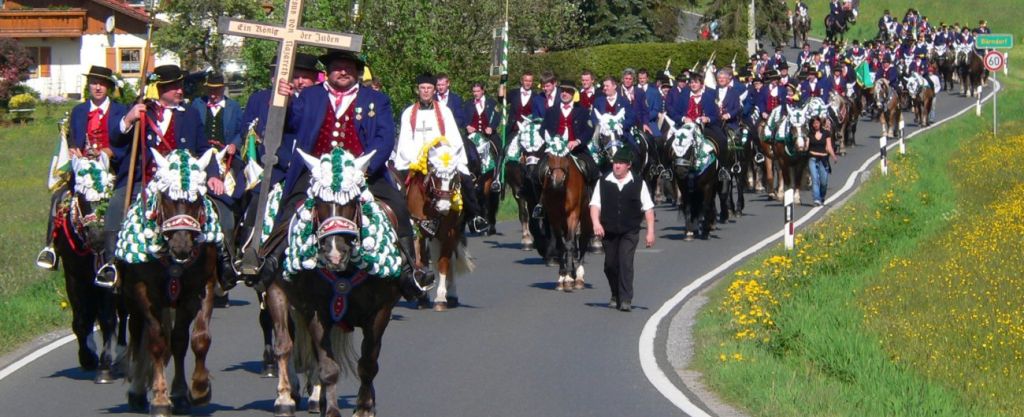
[434,302,448,312]
[150,403,173,417]
[555,281,565,291]
[261,362,279,378]
[522,242,534,251]
[79,350,99,371]
[128,392,149,412]
[189,385,212,408]
[574,279,585,290]
[170,395,191,415]
[94,368,115,384]
[305,398,319,414]
[447,297,460,308]
[274,403,297,417]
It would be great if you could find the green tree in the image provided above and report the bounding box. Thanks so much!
[0,38,32,103]
[151,0,261,71]
[580,0,680,45]
[240,0,584,111]
[701,0,789,48]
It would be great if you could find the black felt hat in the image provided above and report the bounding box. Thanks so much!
[152,65,184,85]
[612,147,634,163]
[415,73,436,86]
[204,72,225,87]
[318,49,365,71]
[558,80,577,93]
[83,65,116,85]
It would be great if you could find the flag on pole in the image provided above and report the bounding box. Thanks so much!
[855,61,874,88]
[47,118,71,191]
[496,19,510,187]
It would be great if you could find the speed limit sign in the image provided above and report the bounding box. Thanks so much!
[985,50,1006,72]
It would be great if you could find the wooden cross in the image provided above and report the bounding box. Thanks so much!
[217,0,363,274]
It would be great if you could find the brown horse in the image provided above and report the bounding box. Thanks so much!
[264,148,403,417]
[405,141,474,311]
[502,118,546,250]
[790,9,810,48]
[875,79,902,141]
[829,93,853,154]
[769,107,811,205]
[907,75,935,127]
[54,154,126,384]
[120,149,219,416]
[540,144,592,292]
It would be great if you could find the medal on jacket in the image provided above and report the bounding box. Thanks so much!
[368,103,376,118]
[355,107,363,121]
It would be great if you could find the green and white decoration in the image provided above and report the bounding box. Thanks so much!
[545,132,570,157]
[667,122,717,174]
[467,132,495,174]
[115,149,223,263]
[506,118,545,161]
[284,148,402,278]
[259,183,283,245]
[71,153,114,205]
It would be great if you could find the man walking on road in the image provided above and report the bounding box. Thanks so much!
[590,147,655,312]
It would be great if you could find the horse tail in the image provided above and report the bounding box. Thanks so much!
[328,327,356,378]
[291,312,357,380]
[454,240,476,275]
[291,312,316,376]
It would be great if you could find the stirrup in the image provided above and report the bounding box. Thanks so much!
[718,167,731,182]
[471,216,490,233]
[754,152,766,164]
[532,205,544,219]
[491,179,502,192]
[94,263,119,289]
[35,246,58,270]
[412,268,436,292]
[731,162,743,174]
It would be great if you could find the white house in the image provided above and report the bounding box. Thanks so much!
[0,0,178,99]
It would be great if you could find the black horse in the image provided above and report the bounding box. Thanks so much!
[824,10,853,44]
[664,123,719,239]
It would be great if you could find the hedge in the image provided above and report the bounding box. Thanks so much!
[513,40,749,81]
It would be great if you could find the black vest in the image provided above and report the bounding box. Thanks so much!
[599,177,644,234]
[205,105,224,142]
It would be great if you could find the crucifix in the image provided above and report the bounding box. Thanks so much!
[217,0,363,275]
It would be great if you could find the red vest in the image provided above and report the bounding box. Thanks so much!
[686,93,703,120]
[151,112,177,156]
[579,88,595,109]
[558,109,576,142]
[833,78,845,94]
[470,104,489,131]
[517,92,533,121]
[767,91,781,113]
[314,102,361,157]
[86,108,110,150]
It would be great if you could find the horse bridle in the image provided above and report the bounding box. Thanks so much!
[426,172,460,208]
[154,193,207,264]
[314,199,363,244]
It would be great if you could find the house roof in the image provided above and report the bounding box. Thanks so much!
[90,0,152,25]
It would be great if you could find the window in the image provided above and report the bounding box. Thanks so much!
[119,48,142,76]
[25,47,39,77]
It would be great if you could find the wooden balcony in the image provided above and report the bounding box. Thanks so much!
[0,9,86,38]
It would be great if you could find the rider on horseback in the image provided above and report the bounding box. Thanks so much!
[541,81,599,185]
[37,66,126,271]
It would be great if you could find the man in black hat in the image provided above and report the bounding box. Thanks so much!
[589,147,655,312]
[273,49,433,300]
[96,64,225,287]
[395,73,490,235]
[36,66,128,270]
[541,80,597,184]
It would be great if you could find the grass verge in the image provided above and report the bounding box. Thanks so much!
[691,28,1024,417]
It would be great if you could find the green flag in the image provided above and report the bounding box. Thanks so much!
[855,61,874,88]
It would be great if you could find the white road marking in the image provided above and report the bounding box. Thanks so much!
[638,80,1001,416]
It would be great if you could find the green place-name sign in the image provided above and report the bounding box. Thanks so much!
[975,34,1014,49]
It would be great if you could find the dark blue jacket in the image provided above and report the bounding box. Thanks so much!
[462,96,500,132]
[716,85,744,130]
[800,78,829,103]
[668,88,720,127]
[506,88,543,138]
[242,88,296,187]
[619,84,649,126]
[111,104,216,189]
[69,99,129,151]
[192,96,243,147]
[541,104,593,148]
[640,83,663,124]
[283,85,395,197]
[437,90,466,129]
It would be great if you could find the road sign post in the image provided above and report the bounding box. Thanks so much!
[217,1,363,274]
[983,50,1006,137]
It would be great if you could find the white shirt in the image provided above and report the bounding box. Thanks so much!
[717,87,728,105]
[474,96,486,114]
[436,91,449,107]
[604,94,618,109]
[395,104,468,174]
[520,88,532,103]
[589,172,654,211]
[206,98,225,117]
[545,94,556,109]
[559,102,573,118]
[326,83,359,119]
[88,97,111,116]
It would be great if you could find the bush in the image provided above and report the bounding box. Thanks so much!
[513,40,749,81]
[8,93,36,110]
[9,84,39,99]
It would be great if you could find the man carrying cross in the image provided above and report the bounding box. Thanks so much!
[270,50,432,300]
[395,73,490,234]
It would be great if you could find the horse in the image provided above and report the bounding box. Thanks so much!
[665,123,719,240]
[468,131,501,236]
[875,79,903,142]
[934,44,957,92]
[53,154,126,384]
[118,149,220,416]
[539,133,592,292]
[503,118,546,252]
[829,91,854,154]
[959,49,985,98]
[405,139,476,311]
[723,123,756,217]
[905,74,935,127]
[765,105,812,205]
[824,10,851,44]
[790,8,811,48]
[844,84,864,151]
[263,148,405,417]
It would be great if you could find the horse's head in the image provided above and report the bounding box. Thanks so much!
[424,142,463,216]
[150,149,215,263]
[69,153,114,249]
[595,109,626,160]
[667,122,702,166]
[297,148,375,271]
[786,107,810,151]
[874,79,892,108]
[543,132,573,190]
[515,117,546,167]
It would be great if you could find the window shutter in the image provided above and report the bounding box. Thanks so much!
[106,48,116,70]
[39,47,51,77]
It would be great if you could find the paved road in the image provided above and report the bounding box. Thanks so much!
[0,23,992,417]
